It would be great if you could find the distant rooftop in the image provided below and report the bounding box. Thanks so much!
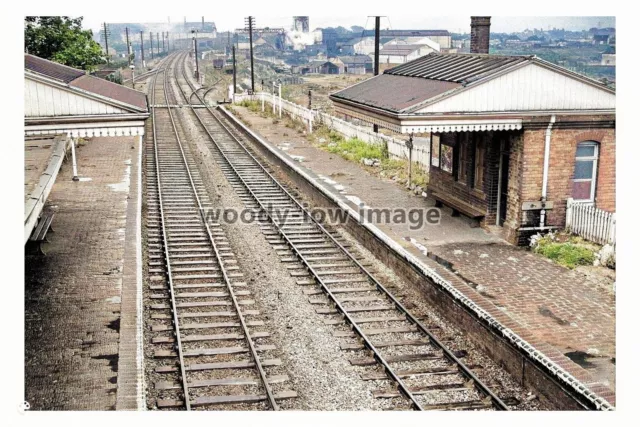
[338,55,373,64]
[379,44,428,55]
[362,29,450,37]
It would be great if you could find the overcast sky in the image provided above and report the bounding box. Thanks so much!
[82,16,615,34]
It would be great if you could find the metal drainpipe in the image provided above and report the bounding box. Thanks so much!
[540,115,556,227]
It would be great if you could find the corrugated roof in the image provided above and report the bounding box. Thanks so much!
[25,54,85,83]
[25,54,148,112]
[329,73,460,113]
[386,52,531,84]
[69,75,148,111]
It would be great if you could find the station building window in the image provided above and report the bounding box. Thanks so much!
[431,134,440,168]
[572,141,599,202]
[439,137,454,174]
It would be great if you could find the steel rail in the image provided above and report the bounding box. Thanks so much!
[166,51,279,410]
[149,53,191,410]
[216,104,509,410]
[175,53,431,409]
[182,96,424,411]
[125,54,174,83]
[180,58,509,410]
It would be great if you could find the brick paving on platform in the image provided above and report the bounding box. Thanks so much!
[24,136,141,410]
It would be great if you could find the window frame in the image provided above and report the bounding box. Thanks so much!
[457,134,469,184]
[440,142,454,174]
[572,141,599,203]
[474,136,485,190]
[430,134,441,168]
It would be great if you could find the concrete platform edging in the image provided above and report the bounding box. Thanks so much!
[115,134,146,410]
[219,105,614,411]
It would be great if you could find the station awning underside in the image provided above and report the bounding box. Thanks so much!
[333,102,523,134]
[24,116,147,138]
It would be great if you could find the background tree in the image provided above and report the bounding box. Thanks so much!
[25,16,105,71]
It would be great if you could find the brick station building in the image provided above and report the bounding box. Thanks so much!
[329,52,616,244]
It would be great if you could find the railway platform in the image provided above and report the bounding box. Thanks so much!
[24,135,143,410]
[228,105,616,407]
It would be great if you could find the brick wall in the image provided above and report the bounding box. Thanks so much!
[504,132,524,243]
[507,115,615,243]
[470,17,491,54]
[427,118,614,246]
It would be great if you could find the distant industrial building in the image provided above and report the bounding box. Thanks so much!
[293,16,309,33]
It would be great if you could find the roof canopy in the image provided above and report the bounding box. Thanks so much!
[330,52,615,134]
[24,54,149,137]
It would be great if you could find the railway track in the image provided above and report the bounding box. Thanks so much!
[170,51,512,411]
[144,52,296,410]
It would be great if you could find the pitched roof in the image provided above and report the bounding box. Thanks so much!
[330,73,460,112]
[24,54,148,113]
[330,52,614,114]
[70,75,148,111]
[386,52,529,84]
[25,54,85,83]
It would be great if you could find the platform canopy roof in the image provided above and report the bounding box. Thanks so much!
[329,52,616,134]
[24,54,149,137]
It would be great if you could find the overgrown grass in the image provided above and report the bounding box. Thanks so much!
[238,99,262,113]
[325,137,386,162]
[234,103,429,189]
[311,124,428,188]
[533,234,595,269]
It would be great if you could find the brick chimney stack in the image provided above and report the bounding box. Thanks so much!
[470,16,491,54]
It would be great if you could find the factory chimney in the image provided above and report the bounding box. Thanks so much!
[470,16,491,54]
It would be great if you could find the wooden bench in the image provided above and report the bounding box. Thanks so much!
[430,191,485,222]
[28,210,55,255]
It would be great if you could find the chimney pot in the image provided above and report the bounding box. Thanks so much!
[470,16,491,54]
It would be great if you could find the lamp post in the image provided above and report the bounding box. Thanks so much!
[278,80,282,119]
[405,134,414,188]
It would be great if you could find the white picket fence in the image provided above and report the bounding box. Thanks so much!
[565,198,616,245]
[234,92,430,170]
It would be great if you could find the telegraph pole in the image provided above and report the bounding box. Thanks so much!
[125,27,131,67]
[374,16,381,76]
[167,32,170,52]
[103,22,110,65]
[140,31,145,67]
[232,45,237,94]
[373,16,381,133]
[162,32,165,53]
[150,32,154,59]
[193,30,200,79]
[156,32,160,56]
[245,16,255,93]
